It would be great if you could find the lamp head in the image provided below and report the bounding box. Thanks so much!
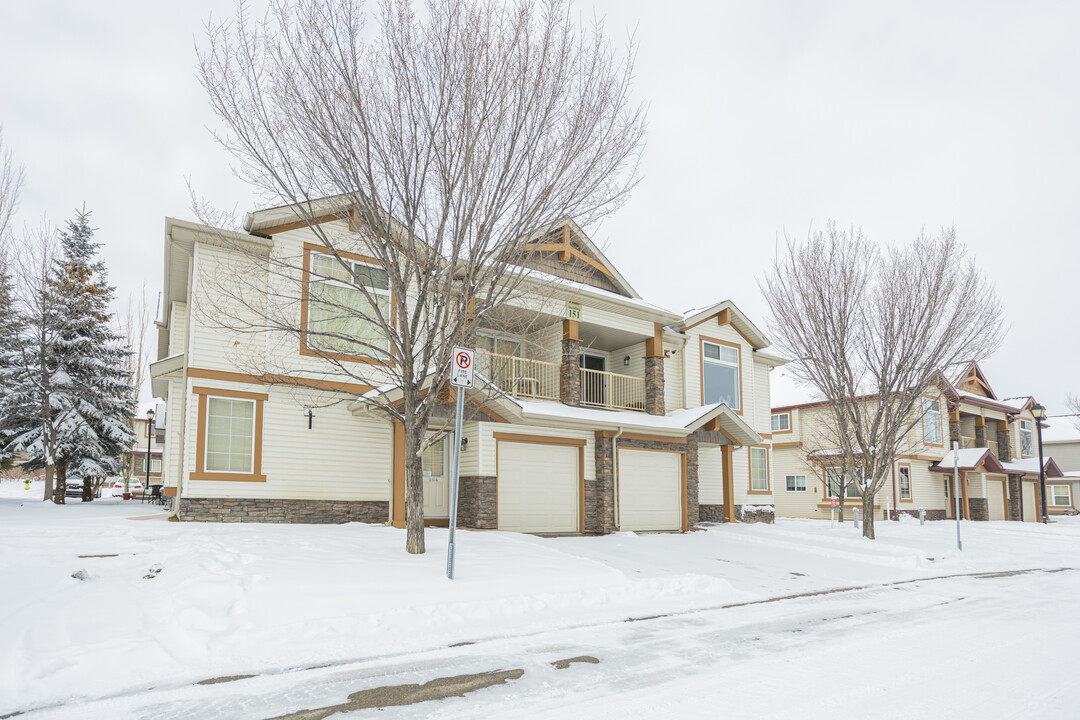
[1031,403,1046,420]
[146,408,156,423]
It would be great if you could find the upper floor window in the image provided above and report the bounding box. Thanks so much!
[771,412,790,433]
[1019,419,1034,457]
[922,398,942,446]
[1049,485,1071,507]
[899,465,912,500]
[825,467,861,499]
[750,446,769,491]
[702,340,740,410]
[307,251,390,358]
[785,474,806,492]
[206,396,256,474]
[150,457,162,474]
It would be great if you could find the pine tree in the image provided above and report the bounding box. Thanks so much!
[2,210,135,503]
[0,253,22,473]
[47,209,136,502]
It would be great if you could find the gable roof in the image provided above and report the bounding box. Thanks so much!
[951,361,998,399]
[517,217,640,299]
[675,300,771,350]
[930,447,1007,474]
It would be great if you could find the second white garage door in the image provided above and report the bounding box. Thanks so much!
[618,449,682,532]
[498,440,580,533]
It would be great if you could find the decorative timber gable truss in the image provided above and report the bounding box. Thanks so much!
[515,217,639,299]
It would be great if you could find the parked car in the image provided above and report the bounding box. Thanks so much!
[111,478,144,497]
[65,480,84,499]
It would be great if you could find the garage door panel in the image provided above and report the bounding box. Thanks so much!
[987,479,1005,521]
[619,449,682,532]
[498,442,579,533]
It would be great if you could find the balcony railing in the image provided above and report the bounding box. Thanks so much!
[475,349,560,401]
[580,367,646,412]
[988,440,999,456]
[960,436,977,449]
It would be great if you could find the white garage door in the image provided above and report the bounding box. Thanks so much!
[987,479,1006,521]
[618,449,682,532]
[498,441,579,533]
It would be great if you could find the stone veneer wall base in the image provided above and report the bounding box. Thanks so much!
[179,498,388,524]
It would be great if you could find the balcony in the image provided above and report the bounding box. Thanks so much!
[960,436,977,449]
[475,349,646,412]
[988,440,999,456]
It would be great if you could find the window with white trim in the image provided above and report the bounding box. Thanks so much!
[422,436,446,478]
[703,340,740,409]
[825,467,861,499]
[750,447,769,491]
[899,465,912,500]
[308,252,390,356]
[785,474,806,492]
[1049,485,1071,507]
[1020,419,1034,457]
[205,397,256,473]
[771,413,790,432]
[150,458,162,474]
[922,398,942,445]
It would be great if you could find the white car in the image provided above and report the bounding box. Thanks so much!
[111,479,144,497]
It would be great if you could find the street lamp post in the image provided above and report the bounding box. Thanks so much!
[143,408,155,504]
[1031,403,1047,524]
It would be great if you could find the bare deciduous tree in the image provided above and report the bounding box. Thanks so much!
[194,0,646,553]
[0,125,25,244]
[761,223,1005,539]
[117,285,154,494]
[1065,395,1080,433]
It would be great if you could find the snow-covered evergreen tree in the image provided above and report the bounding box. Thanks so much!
[2,210,135,503]
[0,252,22,472]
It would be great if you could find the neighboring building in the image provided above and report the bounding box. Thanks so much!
[1039,421,1080,516]
[150,207,785,530]
[129,399,166,486]
[771,362,1070,522]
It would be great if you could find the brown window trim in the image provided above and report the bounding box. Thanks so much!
[699,335,743,415]
[771,411,792,434]
[920,395,944,448]
[897,462,913,502]
[747,445,770,494]
[300,242,397,367]
[191,386,268,482]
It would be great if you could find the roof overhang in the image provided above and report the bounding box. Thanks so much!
[149,353,185,399]
[675,300,772,350]
[930,447,1006,474]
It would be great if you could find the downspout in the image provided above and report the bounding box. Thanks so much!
[612,426,625,530]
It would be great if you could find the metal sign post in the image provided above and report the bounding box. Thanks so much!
[953,440,962,551]
[446,346,474,580]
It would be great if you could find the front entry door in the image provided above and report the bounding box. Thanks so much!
[422,434,450,519]
[579,353,606,406]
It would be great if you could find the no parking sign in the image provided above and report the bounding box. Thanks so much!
[450,346,474,389]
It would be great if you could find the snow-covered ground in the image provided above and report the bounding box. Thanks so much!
[2,478,1079,718]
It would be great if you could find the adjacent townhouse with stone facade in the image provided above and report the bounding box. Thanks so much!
[771,362,1069,522]
[150,201,786,532]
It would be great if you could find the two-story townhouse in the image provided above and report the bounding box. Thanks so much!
[150,204,786,532]
[771,362,1067,522]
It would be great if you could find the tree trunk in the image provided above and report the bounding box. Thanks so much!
[862,494,876,539]
[43,464,54,502]
[404,421,426,555]
[53,459,66,505]
[81,477,93,502]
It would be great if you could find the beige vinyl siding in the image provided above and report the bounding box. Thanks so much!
[522,322,562,364]
[189,243,268,373]
[663,339,684,412]
[168,301,188,354]
[612,340,645,384]
[1045,441,1080,472]
[578,304,655,338]
[163,376,186,490]
[732,445,773,505]
[183,381,392,501]
[771,446,820,519]
[752,360,771,435]
[474,424,595,483]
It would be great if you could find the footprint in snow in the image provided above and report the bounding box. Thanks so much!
[143,565,163,580]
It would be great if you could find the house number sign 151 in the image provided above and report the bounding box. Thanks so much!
[566,301,582,321]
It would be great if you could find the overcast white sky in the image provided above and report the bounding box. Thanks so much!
[2,1,1077,420]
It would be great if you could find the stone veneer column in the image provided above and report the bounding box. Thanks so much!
[561,319,581,407]
[997,420,1013,461]
[685,433,699,528]
[1006,474,1022,521]
[591,433,615,534]
[974,416,987,448]
[644,323,666,416]
[949,409,962,447]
